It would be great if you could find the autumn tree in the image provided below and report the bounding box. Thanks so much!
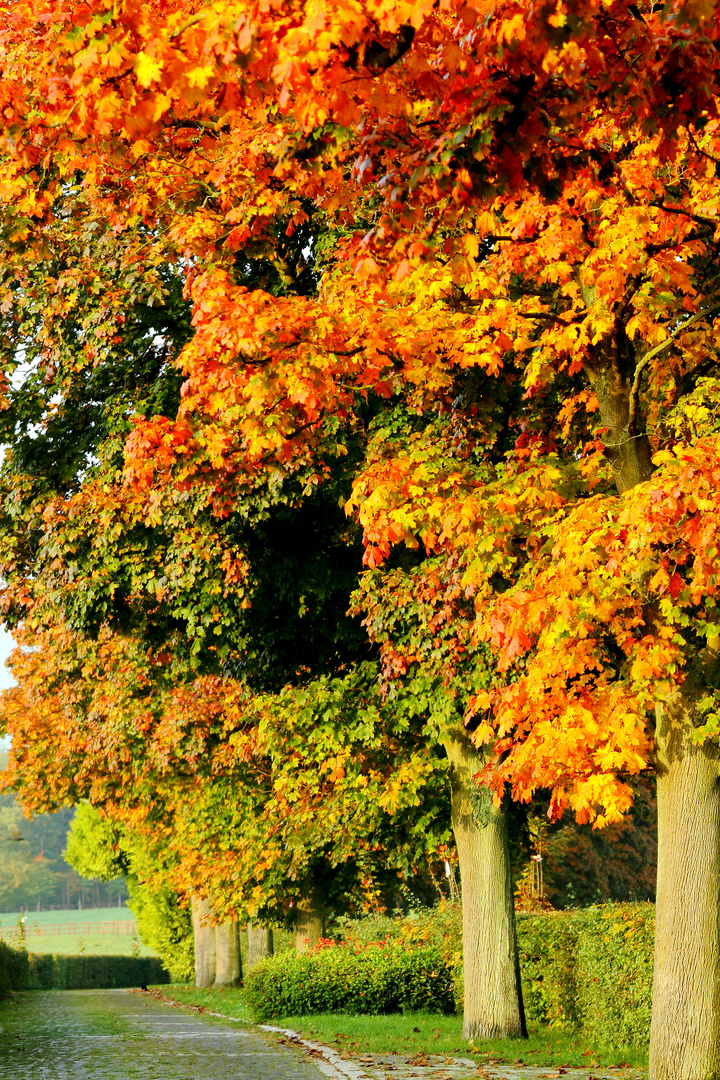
[0,179,450,946]
[3,2,720,1074]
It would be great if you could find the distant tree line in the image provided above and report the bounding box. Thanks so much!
[0,766,128,912]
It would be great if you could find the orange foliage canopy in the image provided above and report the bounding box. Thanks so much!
[2,0,720,831]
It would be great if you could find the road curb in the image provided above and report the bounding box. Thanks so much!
[259,1025,373,1080]
[202,1013,372,1080]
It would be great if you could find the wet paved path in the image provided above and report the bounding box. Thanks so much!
[0,990,646,1080]
[0,989,332,1080]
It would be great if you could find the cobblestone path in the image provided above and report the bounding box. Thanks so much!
[0,989,333,1080]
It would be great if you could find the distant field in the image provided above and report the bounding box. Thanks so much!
[0,907,157,957]
[0,907,134,930]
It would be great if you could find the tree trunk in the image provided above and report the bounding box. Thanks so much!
[584,330,720,1075]
[191,896,216,989]
[582,356,653,494]
[214,920,242,988]
[247,923,274,967]
[444,728,527,1041]
[295,872,326,953]
[649,701,720,1080]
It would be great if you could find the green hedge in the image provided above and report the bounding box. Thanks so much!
[26,953,170,990]
[0,943,169,996]
[0,941,29,998]
[338,902,654,1049]
[518,904,654,1048]
[245,940,455,1020]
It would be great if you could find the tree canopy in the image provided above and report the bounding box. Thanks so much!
[2,2,720,1074]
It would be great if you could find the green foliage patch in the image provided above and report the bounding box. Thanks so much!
[245,939,455,1021]
[518,905,654,1048]
[0,941,30,998]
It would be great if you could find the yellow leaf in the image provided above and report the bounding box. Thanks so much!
[187,65,215,89]
[652,449,675,466]
[135,52,163,88]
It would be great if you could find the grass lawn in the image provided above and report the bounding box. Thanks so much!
[0,907,134,929]
[152,985,648,1072]
[24,931,156,956]
[0,907,157,956]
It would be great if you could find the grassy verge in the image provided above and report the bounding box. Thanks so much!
[152,985,648,1072]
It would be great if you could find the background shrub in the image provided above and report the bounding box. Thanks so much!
[245,939,455,1021]
[337,903,463,1007]
[517,904,654,1047]
[0,944,169,995]
[516,912,579,1029]
[0,941,29,998]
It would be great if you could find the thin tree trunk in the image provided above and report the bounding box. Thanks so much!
[444,728,526,1041]
[214,920,242,988]
[649,701,720,1080]
[191,896,216,989]
[295,872,326,953]
[247,924,274,967]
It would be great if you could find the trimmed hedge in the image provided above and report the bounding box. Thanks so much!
[0,943,169,996]
[26,953,170,990]
[517,905,654,1047]
[245,939,455,1020]
[0,941,29,998]
[337,902,654,1048]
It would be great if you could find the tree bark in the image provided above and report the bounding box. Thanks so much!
[583,356,653,494]
[247,923,274,967]
[191,895,216,989]
[444,728,527,1041]
[649,699,720,1080]
[214,920,243,988]
[295,871,326,953]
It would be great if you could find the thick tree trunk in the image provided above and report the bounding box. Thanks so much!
[247,924,274,967]
[214,920,243,988]
[295,872,326,953]
[444,729,526,1041]
[649,701,720,1080]
[583,357,653,494]
[583,319,720,1076]
[191,896,216,989]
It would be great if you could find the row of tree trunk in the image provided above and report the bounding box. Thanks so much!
[191,896,275,988]
[191,873,328,988]
[190,711,719,1080]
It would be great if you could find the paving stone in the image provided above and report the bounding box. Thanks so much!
[0,989,647,1080]
[0,989,334,1079]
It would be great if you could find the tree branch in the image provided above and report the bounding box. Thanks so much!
[627,302,720,434]
[346,25,416,73]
